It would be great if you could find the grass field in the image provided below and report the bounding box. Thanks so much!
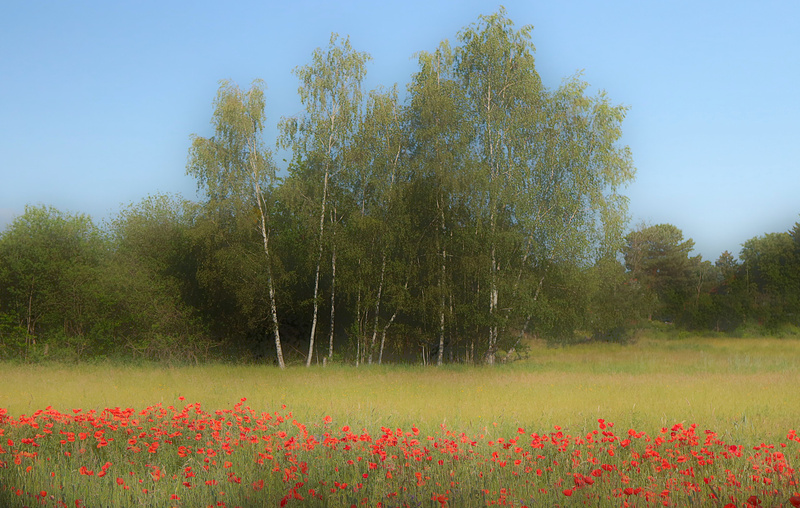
[1,336,799,506]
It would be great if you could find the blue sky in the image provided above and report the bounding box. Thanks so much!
[1,0,798,261]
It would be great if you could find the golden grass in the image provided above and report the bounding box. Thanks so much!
[1,336,797,444]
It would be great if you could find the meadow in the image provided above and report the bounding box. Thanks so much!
[1,336,799,507]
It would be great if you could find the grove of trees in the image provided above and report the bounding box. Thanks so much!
[1,11,798,365]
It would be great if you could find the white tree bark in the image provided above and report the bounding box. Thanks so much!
[328,207,337,362]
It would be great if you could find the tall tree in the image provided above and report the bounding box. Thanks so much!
[279,34,371,366]
[455,8,634,361]
[710,250,745,331]
[351,86,408,364]
[407,40,471,365]
[456,9,544,363]
[740,231,800,328]
[623,223,695,322]
[187,80,285,368]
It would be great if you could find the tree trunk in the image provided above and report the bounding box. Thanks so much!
[437,205,447,366]
[328,205,337,362]
[368,253,386,364]
[307,167,329,367]
[354,286,362,367]
[487,214,498,365]
[266,262,284,369]
[251,161,285,369]
[378,308,397,365]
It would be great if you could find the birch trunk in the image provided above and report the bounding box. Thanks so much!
[307,166,329,367]
[436,205,447,366]
[378,308,397,365]
[249,138,285,369]
[487,241,498,365]
[368,253,386,364]
[328,206,337,361]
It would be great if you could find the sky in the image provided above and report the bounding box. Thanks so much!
[1,0,798,261]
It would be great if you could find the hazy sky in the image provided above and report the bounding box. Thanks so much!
[2,0,798,260]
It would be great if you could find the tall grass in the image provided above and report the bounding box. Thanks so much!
[1,336,798,444]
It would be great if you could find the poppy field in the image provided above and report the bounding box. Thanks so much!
[1,337,800,507]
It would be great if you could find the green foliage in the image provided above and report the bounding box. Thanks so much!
[623,223,696,322]
[104,194,214,362]
[585,257,643,342]
[740,230,800,328]
[0,206,106,360]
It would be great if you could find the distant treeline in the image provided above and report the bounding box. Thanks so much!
[1,11,798,365]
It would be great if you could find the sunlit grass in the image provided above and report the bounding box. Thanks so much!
[1,336,798,444]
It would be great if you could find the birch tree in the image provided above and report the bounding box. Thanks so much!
[187,80,285,368]
[351,86,407,364]
[279,34,370,367]
[455,9,634,361]
[456,9,544,364]
[407,41,471,365]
